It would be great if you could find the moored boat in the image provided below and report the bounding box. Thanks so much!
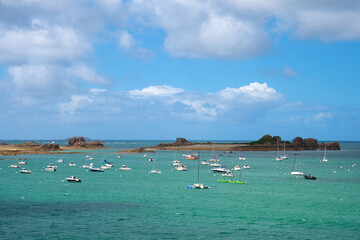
[119,165,131,171]
[20,168,31,174]
[66,176,81,182]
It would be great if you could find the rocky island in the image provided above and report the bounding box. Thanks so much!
[140,135,340,152]
[0,137,105,156]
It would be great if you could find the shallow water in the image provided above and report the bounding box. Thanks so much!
[0,141,359,239]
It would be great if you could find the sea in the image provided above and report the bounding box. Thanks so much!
[0,140,359,239]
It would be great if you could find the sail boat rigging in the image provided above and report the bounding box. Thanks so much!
[322,145,328,162]
[187,153,210,189]
[290,151,304,175]
[275,139,282,161]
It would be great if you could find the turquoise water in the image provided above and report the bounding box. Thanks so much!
[0,141,359,239]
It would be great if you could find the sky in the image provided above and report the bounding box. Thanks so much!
[0,0,360,141]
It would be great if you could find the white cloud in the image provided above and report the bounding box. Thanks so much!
[0,21,91,64]
[313,112,335,121]
[89,88,108,94]
[129,85,184,97]
[69,63,108,85]
[118,31,134,51]
[217,82,281,103]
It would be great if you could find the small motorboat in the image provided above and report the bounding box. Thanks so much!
[243,164,251,169]
[82,164,90,168]
[144,153,148,158]
[57,159,65,163]
[18,161,27,165]
[173,160,181,166]
[85,155,94,161]
[69,162,76,167]
[20,168,31,174]
[212,167,231,173]
[201,160,209,165]
[119,165,131,171]
[233,165,241,171]
[208,157,219,162]
[187,183,210,189]
[89,168,104,172]
[176,164,187,171]
[149,157,154,162]
[291,171,304,175]
[44,167,57,172]
[100,165,111,170]
[10,164,20,168]
[149,169,161,174]
[210,163,222,167]
[304,174,317,180]
[222,173,235,177]
[66,176,81,182]
[238,156,246,160]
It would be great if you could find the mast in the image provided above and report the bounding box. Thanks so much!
[197,152,200,183]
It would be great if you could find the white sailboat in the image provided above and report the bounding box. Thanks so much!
[290,151,304,175]
[281,142,288,159]
[149,156,161,174]
[322,145,328,162]
[238,145,246,160]
[275,139,282,161]
[187,153,210,189]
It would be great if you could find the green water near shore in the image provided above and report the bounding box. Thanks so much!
[0,141,359,239]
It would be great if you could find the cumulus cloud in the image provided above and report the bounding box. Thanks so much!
[129,85,184,97]
[0,20,91,64]
[57,82,281,122]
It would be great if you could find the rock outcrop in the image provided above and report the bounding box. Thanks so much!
[157,137,196,148]
[35,143,61,151]
[67,137,105,148]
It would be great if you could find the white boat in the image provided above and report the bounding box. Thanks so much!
[144,153,148,158]
[69,162,76,167]
[275,139,282,161]
[281,142,289,159]
[149,169,161,174]
[210,163,222,167]
[118,154,122,158]
[176,164,187,171]
[322,145,328,162]
[20,168,31,174]
[208,157,219,162]
[238,145,246,160]
[291,152,303,175]
[101,165,111,170]
[187,153,210,189]
[89,168,104,172]
[66,176,81,182]
[89,163,104,172]
[44,167,57,172]
[233,165,241,171]
[222,173,235,177]
[173,160,181,166]
[243,164,250,169]
[85,155,94,161]
[10,164,20,168]
[149,157,161,174]
[212,167,230,173]
[149,157,154,162]
[57,159,64,163]
[119,165,131,171]
[82,164,90,168]
[18,161,27,165]
[201,160,209,165]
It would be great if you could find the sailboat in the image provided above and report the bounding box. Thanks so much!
[281,142,288,159]
[275,139,282,161]
[290,151,304,175]
[187,153,210,189]
[149,156,161,174]
[238,145,246,160]
[322,145,328,162]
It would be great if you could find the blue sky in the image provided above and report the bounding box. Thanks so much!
[0,0,360,141]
